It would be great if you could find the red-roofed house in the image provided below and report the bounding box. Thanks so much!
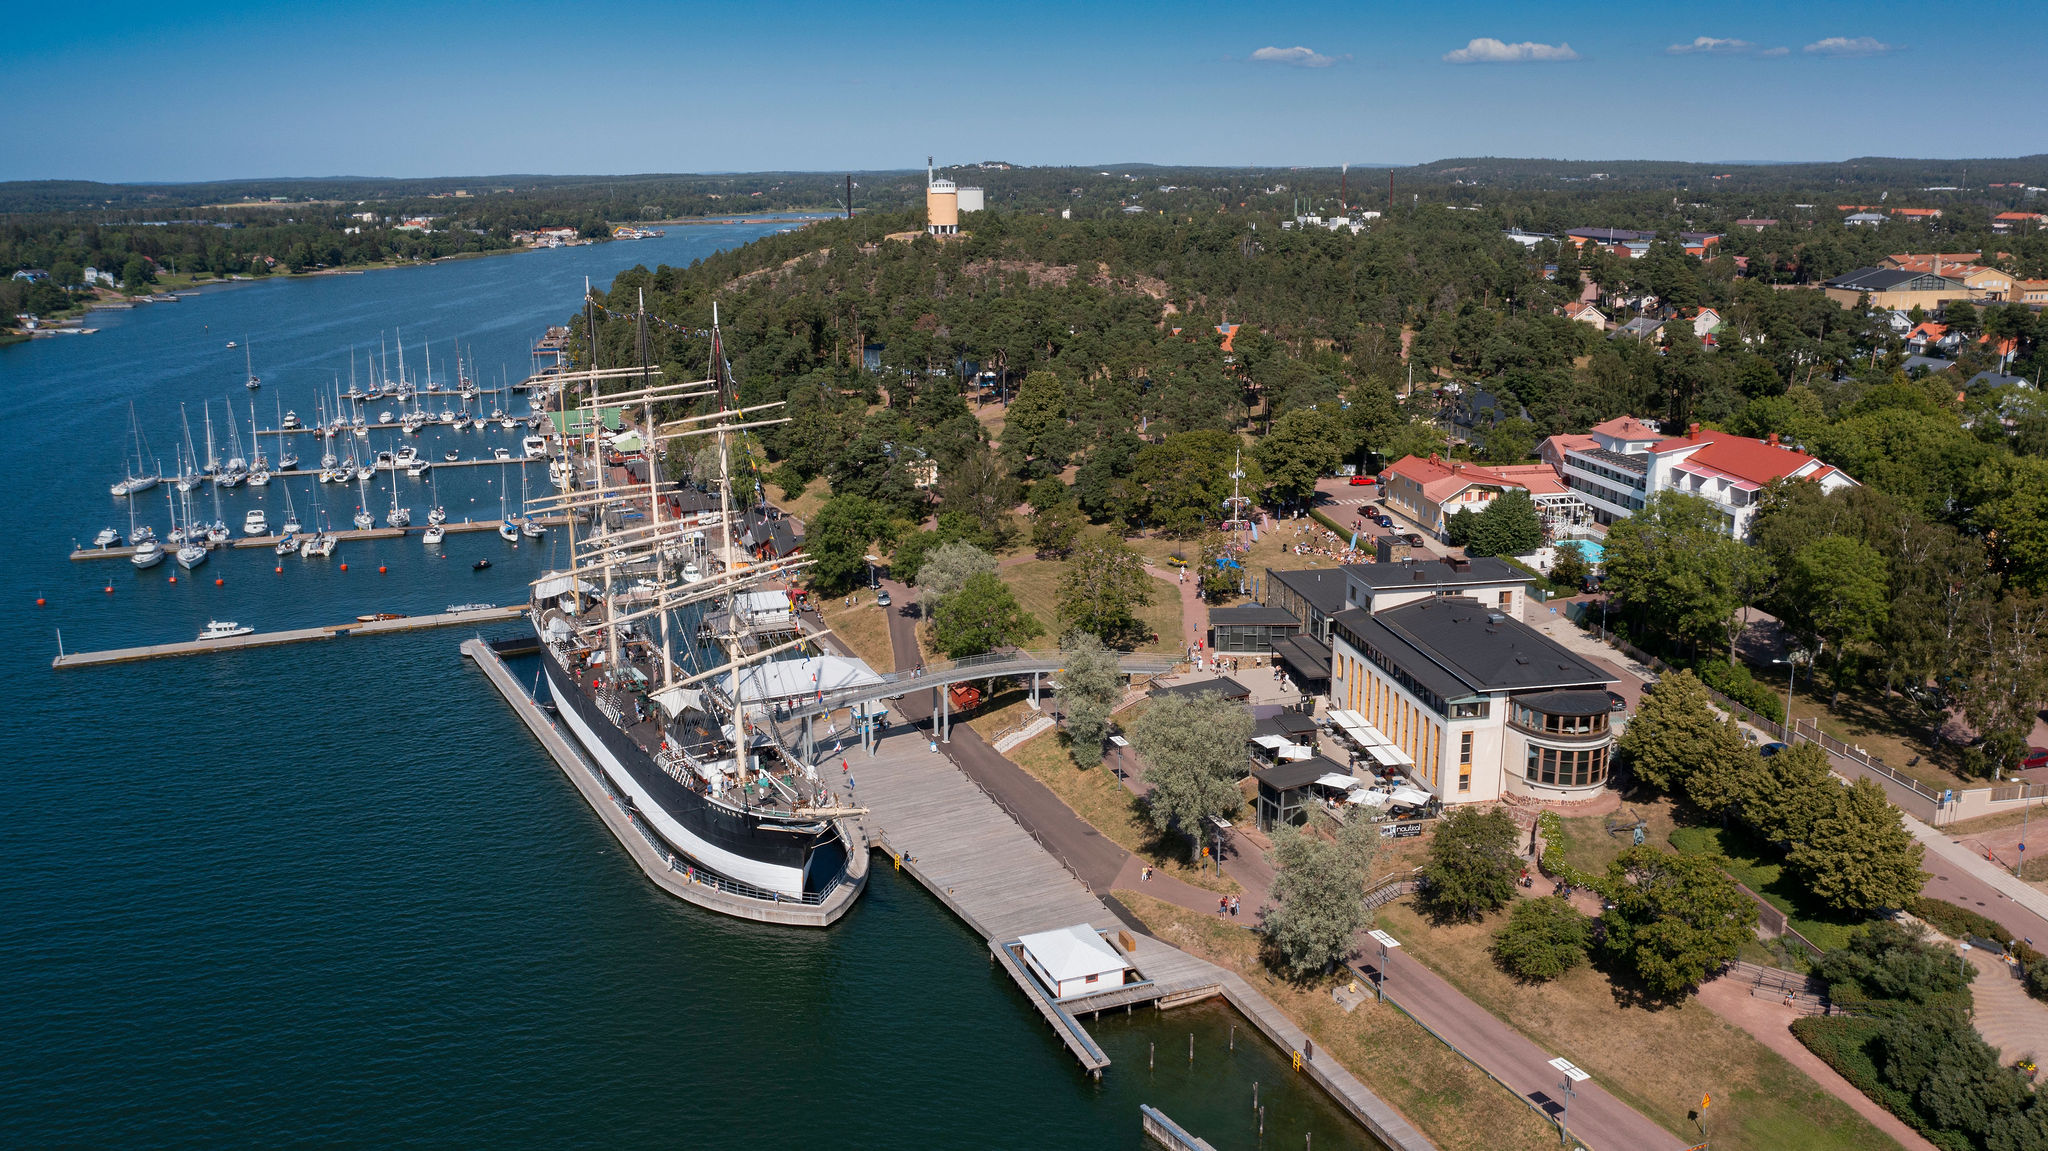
[1993,213,2046,234]
[1550,416,1669,524]
[1645,425,1857,537]
[1562,302,1608,331]
[1890,208,1943,221]
[1686,308,1722,341]
[1907,322,1959,356]
[1380,455,1531,539]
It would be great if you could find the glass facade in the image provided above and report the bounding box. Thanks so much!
[1526,744,1609,787]
[1510,703,1609,737]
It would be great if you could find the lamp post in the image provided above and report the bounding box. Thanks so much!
[1548,1057,1590,1147]
[1368,929,1400,1002]
[1773,648,1808,739]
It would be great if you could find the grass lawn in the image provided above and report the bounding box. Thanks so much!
[1115,890,1559,1151]
[1667,825,1872,952]
[1548,800,1684,878]
[1374,902,1896,1151]
[962,687,1041,740]
[776,476,832,528]
[1759,669,1970,792]
[1009,727,1237,893]
[815,593,894,673]
[1002,556,1181,654]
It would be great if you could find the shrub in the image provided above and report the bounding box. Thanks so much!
[1693,659,1786,724]
[1909,896,2043,966]
[1417,807,1522,923]
[1491,896,1589,981]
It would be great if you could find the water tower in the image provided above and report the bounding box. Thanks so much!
[925,156,958,236]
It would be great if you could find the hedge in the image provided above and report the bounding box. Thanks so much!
[1693,659,1786,724]
[1909,896,2043,967]
[1791,1016,1975,1151]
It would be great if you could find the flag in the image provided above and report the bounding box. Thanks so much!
[1251,521,1259,542]
[1349,530,1359,550]
[1701,1094,1710,1109]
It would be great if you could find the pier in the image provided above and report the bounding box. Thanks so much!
[460,637,868,927]
[51,605,525,669]
[70,515,568,561]
[840,726,1433,1150]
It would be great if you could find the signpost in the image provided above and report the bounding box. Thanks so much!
[1548,1057,1590,1147]
[1368,929,1400,1002]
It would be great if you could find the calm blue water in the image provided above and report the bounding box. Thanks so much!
[0,228,1375,1149]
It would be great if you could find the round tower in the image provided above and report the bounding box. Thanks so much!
[925,156,958,236]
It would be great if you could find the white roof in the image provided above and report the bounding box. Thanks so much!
[1364,742,1415,767]
[533,571,598,600]
[737,589,792,616]
[723,654,882,704]
[1347,788,1389,807]
[1017,924,1129,983]
[1315,772,1363,789]
[1388,785,1433,807]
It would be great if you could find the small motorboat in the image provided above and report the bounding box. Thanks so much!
[442,450,460,462]
[197,620,252,640]
[300,533,336,558]
[225,341,237,349]
[523,435,549,459]
[243,509,268,536]
[422,523,445,545]
[521,518,545,539]
[355,612,407,623]
[93,527,121,548]
[131,539,166,568]
[472,559,492,571]
[492,447,511,461]
[282,410,301,429]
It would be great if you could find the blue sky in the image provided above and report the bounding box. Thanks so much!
[5,0,2042,181]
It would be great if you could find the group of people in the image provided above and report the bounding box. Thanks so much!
[1217,895,1241,917]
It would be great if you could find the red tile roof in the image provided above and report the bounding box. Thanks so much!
[1648,430,1830,486]
[1589,415,1664,441]
[1383,455,1527,503]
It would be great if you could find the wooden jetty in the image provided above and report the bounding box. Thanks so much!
[1141,1106,1218,1151]
[51,605,525,670]
[844,729,1434,1150]
[70,516,568,561]
[460,637,867,927]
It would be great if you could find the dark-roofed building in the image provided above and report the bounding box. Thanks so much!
[1265,567,1348,643]
[1272,634,1332,692]
[1340,555,1531,619]
[738,509,804,560]
[1329,596,1615,804]
[1253,754,1355,830]
[1823,267,1976,311]
[1150,675,1251,702]
[1207,604,1300,653]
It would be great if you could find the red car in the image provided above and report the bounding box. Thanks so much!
[1348,474,1374,486]
[2024,747,2048,770]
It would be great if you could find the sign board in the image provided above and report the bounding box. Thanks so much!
[1379,822,1424,839]
[1368,929,1400,949]
[1548,1057,1591,1082]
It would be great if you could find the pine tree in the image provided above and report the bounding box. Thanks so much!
[1617,670,1721,794]
[1791,778,1927,913]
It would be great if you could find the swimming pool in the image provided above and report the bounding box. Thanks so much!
[1561,540,1606,565]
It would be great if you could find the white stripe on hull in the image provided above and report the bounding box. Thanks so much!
[546,662,806,897]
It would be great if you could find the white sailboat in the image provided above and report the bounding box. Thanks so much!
[173,488,208,569]
[244,340,261,390]
[497,462,519,542]
[519,463,544,537]
[110,402,162,496]
[353,471,375,530]
[301,480,336,557]
[176,405,206,492]
[207,482,230,544]
[385,457,410,528]
[427,470,447,526]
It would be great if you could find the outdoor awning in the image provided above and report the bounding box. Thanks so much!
[651,685,703,720]
[1277,742,1315,760]
[1347,788,1389,807]
[1388,785,1432,807]
[1314,772,1363,789]
[1252,734,1290,750]
[1364,743,1415,768]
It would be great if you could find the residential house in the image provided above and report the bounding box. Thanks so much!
[1379,455,1530,541]
[1844,212,1887,227]
[1686,308,1722,342]
[1993,212,2047,234]
[1733,218,1777,231]
[1822,267,1976,311]
[1610,316,1665,341]
[2016,280,2048,306]
[1503,228,1554,248]
[1905,322,1961,358]
[10,269,49,283]
[1328,596,1617,804]
[1890,208,1943,222]
[1562,301,1608,330]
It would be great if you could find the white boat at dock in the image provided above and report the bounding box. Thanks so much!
[197,620,253,640]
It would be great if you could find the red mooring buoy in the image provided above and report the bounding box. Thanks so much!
[378,565,387,574]
[215,578,224,586]
[36,598,46,606]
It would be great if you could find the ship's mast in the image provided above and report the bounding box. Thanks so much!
[710,300,749,780]
[639,290,676,691]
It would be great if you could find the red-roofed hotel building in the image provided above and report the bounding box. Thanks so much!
[1548,417,1856,537]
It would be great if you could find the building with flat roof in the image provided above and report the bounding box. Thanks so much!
[1264,567,1348,643]
[1207,604,1300,654]
[1329,597,1616,804]
[1339,554,1532,618]
[1823,266,1977,310]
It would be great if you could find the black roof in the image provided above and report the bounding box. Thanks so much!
[1826,266,1969,293]
[1253,710,1320,740]
[1254,754,1350,792]
[1274,635,1332,677]
[1517,689,1614,716]
[1210,605,1299,627]
[1152,676,1251,701]
[1345,556,1528,591]
[1266,566,1350,616]
[1334,596,1612,699]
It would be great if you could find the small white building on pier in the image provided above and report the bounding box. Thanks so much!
[1018,924,1131,999]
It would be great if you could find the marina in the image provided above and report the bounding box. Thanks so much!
[70,515,569,560]
[52,604,524,668]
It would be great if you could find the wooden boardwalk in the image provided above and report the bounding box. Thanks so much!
[843,732,1433,1150]
[51,605,526,669]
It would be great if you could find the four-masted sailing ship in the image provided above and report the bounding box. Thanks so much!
[524,293,862,906]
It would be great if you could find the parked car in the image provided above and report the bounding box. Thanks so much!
[1376,515,1394,528]
[875,590,892,607]
[1362,504,1380,517]
[1759,742,1789,758]
[1403,533,1427,547]
[1348,474,1373,486]
[2024,746,2048,770]
[1606,691,1628,713]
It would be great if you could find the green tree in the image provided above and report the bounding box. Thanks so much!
[1029,499,1082,559]
[938,443,1021,547]
[1790,778,1927,913]
[1970,455,2048,593]
[1266,818,1381,976]
[1003,370,1068,466]
[1463,490,1544,558]
[120,254,150,290]
[931,571,1044,658]
[1617,670,1721,795]
[1683,719,1765,820]
[1600,846,1757,999]
[1744,743,1841,849]
[1056,535,1156,647]
[1490,896,1590,982]
[1057,631,1123,765]
[1817,921,1973,1010]
[1550,540,1591,589]
[806,494,895,595]
[1604,490,1769,657]
[1784,535,1890,699]
[914,539,997,602]
[1257,408,1341,507]
[1131,691,1254,850]
[1417,806,1522,923]
[1478,417,1538,464]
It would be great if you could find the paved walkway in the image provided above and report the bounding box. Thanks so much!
[1965,949,2048,1083]
[1693,974,1937,1151]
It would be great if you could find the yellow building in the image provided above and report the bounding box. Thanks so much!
[1822,266,1977,311]
[925,156,958,236]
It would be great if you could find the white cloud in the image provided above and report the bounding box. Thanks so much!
[1443,38,1580,64]
[1250,45,1339,68]
[1804,36,1894,57]
[1667,36,1755,55]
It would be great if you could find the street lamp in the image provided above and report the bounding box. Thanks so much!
[1368,929,1400,1001]
[1548,1057,1590,1147]
[1772,648,1809,738]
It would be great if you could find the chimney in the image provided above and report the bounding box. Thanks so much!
[1451,461,1464,474]
[1688,422,1700,440]
[1767,432,1780,447]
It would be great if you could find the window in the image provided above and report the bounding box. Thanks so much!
[1498,591,1512,607]
[1458,770,1471,792]
[1450,701,1490,719]
[1460,731,1473,766]
[1525,744,1609,787]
